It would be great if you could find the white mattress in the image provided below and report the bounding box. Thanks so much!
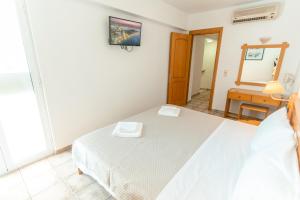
[72,106,224,200]
[156,119,257,200]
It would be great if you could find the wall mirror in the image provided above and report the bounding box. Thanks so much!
[236,42,289,86]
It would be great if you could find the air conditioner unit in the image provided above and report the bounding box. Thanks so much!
[232,3,280,24]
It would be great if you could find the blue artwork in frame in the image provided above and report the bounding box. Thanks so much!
[245,48,265,60]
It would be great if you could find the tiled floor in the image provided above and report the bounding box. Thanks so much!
[185,89,224,117]
[0,151,115,200]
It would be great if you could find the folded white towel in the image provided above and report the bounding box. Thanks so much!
[158,106,181,117]
[112,122,143,138]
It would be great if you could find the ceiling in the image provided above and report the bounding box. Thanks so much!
[162,0,262,13]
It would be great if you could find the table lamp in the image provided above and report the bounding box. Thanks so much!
[263,81,288,101]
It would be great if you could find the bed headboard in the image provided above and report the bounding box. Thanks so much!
[287,93,300,168]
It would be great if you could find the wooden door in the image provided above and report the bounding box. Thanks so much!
[167,32,192,105]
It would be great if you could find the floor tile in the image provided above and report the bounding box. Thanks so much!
[48,151,72,167]
[32,181,75,200]
[186,89,227,119]
[77,183,110,200]
[0,151,113,200]
[65,174,95,193]
[20,159,52,180]
[22,169,59,196]
[0,181,30,200]
[0,170,23,189]
[54,160,77,179]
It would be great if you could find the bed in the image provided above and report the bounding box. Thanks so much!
[72,94,300,200]
[156,119,256,200]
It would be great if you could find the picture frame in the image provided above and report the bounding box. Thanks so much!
[109,16,142,46]
[245,48,265,60]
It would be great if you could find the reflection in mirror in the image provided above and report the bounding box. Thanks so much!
[241,48,281,84]
[236,42,289,87]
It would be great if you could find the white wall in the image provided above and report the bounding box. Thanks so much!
[90,0,188,30]
[21,0,300,149]
[188,0,300,112]
[201,39,217,89]
[188,36,217,100]
[24,0,182,149]
[188,36,205,100]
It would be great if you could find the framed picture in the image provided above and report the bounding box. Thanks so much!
[245,48,265,60]
[109,16,142,46]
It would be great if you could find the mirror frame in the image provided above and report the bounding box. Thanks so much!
[235,42,289,87]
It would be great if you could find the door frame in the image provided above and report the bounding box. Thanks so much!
[188,27,223,110]
[16,0,55,154]
[0,124,9,175]
[0,0,56,174]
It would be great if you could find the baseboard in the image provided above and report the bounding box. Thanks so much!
[191,92,200,97]
[55,145,72,154]
[200,88,211,91]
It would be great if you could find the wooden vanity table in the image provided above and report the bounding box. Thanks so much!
[224,88,281,118]
[225,42,289,121]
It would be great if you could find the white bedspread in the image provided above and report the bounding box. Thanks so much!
[72,106,224,200]
[156,119,257,200]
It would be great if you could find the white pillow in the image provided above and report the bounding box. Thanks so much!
[232,152,300,200]
[232,107,300,200]
[251,107,295,153]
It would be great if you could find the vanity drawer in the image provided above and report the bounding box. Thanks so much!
[252,96,280,106]
[228,92,251,101]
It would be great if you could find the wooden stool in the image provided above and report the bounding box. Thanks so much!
[238,103,269,124]
[238,119,261,126]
